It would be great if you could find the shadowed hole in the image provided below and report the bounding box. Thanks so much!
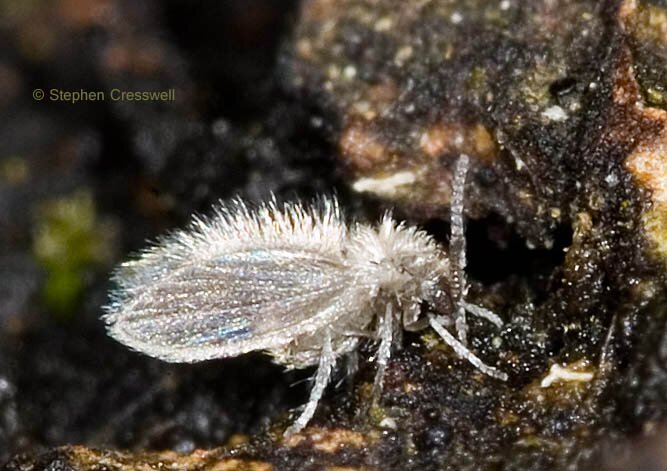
[423,215,571,298]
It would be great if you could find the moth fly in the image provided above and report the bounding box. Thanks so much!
[103,154,507,436]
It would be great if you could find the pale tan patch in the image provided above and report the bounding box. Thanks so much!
[284,427,366,453]
[643,206,667,260]
[340,123,389,170]
[626,121,667,205]
[419,123,497,160]
[617,59,667,263]
[209,459,273,471]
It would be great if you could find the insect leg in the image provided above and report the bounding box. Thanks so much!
[372,302,394,404]
[284,330,336,436]
[341,351,359,393]
[428,314,508,381]
[451,153,470,344]
[334,350,360,389]
[460,301,504,328]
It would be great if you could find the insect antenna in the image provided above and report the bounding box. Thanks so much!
[450,153,470,345]
[430,153,507,380]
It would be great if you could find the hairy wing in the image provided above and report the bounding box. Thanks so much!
[104,248,355,362]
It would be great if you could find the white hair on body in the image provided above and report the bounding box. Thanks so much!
[103,154,507,436]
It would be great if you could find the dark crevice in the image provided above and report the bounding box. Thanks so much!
[423,215,572,295]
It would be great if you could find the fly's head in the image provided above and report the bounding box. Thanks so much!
[348,214,450,327]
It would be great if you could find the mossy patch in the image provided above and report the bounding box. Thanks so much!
[33,190,115,318]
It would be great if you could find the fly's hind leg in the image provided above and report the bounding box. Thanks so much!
[372,302,394,405]
[284,330,336,436]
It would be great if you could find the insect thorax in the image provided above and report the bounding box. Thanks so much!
[347,217,450,315]
[268,214,451,370]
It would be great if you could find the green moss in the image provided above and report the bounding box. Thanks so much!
[627,2,667,110]
[42,268,84,315]
[466,66,490,98]
[519,63,564,107]
[644,206,667,265]
[33,190,114,318]
[634,2,667,45]
[646,87,666,107]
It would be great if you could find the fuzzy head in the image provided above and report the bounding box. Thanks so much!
[346,214,450,326]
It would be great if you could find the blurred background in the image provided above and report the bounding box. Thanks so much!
[0,0,344,460]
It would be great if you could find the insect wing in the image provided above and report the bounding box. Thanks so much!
[105,248,354,362]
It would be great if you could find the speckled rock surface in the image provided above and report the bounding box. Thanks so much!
[1,0,666,470]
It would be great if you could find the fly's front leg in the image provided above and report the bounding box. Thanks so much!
[429,314,507,381]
